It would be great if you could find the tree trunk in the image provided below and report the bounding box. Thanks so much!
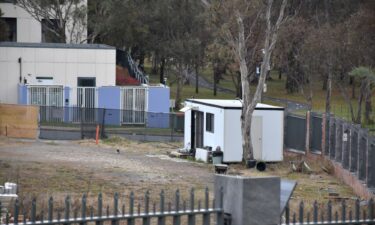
[325,70,332,114]
[278,69,282,79]
[356,81,365,124]
[159,58,165,84]
[195,63,199,94]
[351,77,356,99]
[151,54,158,75]
[174,67,184,110]
[365,84,372,124]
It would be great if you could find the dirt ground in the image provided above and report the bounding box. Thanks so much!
[0,136,358,214]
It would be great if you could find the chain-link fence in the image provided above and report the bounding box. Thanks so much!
[38,106,184,142]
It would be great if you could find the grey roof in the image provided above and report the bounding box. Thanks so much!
[0,42,116,50]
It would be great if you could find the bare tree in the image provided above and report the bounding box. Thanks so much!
[204,0,288,163]
[16,0,87,43]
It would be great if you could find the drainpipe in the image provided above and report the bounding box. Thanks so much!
[18,57,22,83]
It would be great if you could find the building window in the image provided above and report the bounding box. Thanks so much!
[0,17,17,42]
[206,113,214,133]
[42,19,64,43]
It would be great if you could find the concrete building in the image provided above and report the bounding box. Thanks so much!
[0,1,87,43]
[0,1,170,128]
[0,42,116,105]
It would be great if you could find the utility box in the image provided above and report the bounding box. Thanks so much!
[181,99,284,163]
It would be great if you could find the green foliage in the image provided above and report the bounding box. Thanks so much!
[349,66,375,79]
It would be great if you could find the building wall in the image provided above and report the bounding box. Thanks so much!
[0,2,87,43]
[0,46,116,104]
[1,3,42,43]
[253,109,284,162]
[224,109,242,162]
[147,86,170,128]
[183,101,226,155]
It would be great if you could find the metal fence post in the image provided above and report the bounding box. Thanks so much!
[188,188,195,225]
[112,193,119,225]
[335,120,343,163]
[350,127,359,173]
[367,139,375,189]
[173,190,181,225]
[143,191,150,225]
[48,197,53,222]
[342,123,350,169]
[329,117,336,159]
[305,111,311,153]
[358,130,367,180]
[322,113,327,156]
[158,190,165,225]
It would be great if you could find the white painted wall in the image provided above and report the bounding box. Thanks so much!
[0,2,87,43]
[1,3,41,43]
[0,46,116,104]
[183,100,284,163]
[224,109,242,162]
[253,109,284,162]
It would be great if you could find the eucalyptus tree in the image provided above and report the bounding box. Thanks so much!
[203,0,289,163]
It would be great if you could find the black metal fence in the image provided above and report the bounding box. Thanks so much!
[283,199,374,225]
[285,113,306,152]
[284,110,375,191]
[38,106,184,142]
[325,116,375,189]
[0,188,224,225]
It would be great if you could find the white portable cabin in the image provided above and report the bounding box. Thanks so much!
[182,99,284,163]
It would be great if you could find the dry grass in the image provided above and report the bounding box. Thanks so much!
[0,137,362,222]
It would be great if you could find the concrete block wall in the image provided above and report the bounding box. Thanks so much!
[215,175,281,225]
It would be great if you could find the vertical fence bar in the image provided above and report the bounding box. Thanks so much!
[64,196,70,225]
[80,194,87,225]
[143,191,150,225]
[31,198,36,224]
[299,201,304,224]
[14,198,19,225]
[285,203,290,225]
[342,200,346,222]
[313,200,318,223]
[369,199,374,221]
[203,188,209,225]
[355,199,360,221]
[217,187,224,225]
[158,190,165,225]
[112,193,119,225]
[188,188,195,225]
[173,190,180,225]
[96,193,102,225]
[328,200,332,222]
[23,208,26,224]
[48,197,53,222]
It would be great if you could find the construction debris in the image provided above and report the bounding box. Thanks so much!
[290,161,313,174]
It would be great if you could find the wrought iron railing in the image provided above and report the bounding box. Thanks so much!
[0,188,224,225]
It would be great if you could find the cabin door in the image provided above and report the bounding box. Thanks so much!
[251,116,263,160]
[191,110,204,149]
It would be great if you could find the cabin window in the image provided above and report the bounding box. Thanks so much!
[0,17,17,42]
[206,113,214,133]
